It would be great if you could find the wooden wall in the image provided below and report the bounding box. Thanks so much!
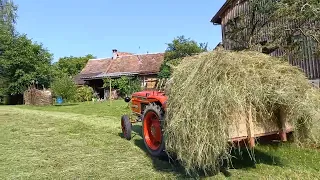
[219,0,320,80]
[140,75,159,90]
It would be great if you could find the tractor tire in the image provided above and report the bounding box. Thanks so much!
[121,115,132,140]
[142,103,166,157]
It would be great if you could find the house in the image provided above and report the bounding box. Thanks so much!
[210,0,320,87]
[76,49,164,99]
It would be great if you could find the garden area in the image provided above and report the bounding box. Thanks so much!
[1,100,320,179]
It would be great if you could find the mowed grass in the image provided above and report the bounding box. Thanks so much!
[0,100,319,179]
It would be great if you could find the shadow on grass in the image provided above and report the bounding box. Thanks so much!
[228,145,282,169]
[119,125,283,179]
[117,124,143,139]
[53,103,79,107]
[132,124,143,137]
[133,138,189,179]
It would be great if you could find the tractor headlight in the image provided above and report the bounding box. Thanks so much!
[124,97,131,103]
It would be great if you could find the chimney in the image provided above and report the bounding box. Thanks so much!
[112,49,118,59]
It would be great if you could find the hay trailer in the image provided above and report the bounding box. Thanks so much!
[121,90,294,157]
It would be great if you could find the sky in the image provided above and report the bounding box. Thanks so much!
[14,0,225,62]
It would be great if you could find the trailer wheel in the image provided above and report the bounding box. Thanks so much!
[142,103,166,157]
[121,115,132,140]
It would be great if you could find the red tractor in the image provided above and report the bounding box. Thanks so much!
[121,90,168,157]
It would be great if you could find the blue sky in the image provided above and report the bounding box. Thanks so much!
[14,0,225,62]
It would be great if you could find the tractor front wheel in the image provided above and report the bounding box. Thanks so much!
[142,103,166,157]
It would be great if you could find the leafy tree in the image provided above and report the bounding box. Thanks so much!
[273,0,320,57]
[0,34,53,95]
[226,0,320,57]
[224,0,278,51]
[158,36,208,78]
[0,0,17,33]
[0,1,54,97]
[54,54,95,76]
[51,74,77,101]
[0,0,16,96]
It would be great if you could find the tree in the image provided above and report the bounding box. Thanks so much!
[51,74,77,102]
[54,54,95,76]
[158,36,208,78]
[0,0,16,96]
[225,0,278,51]
[0,34,53,95]
[0,0,17,33]
[0,0,53,96]
[226,0,320,57]
[273,0,320,57]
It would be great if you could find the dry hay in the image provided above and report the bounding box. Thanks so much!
[24,87,53,106]
[164,49,320,175]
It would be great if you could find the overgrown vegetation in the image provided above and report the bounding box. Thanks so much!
[75,85,94,102]
[164,49,320,176]
[226,0,320,57]
[158,36,208,78]
[274,0,320,57]
[103,76,141,97]
[50,74,77,102]
[53,54,96,76]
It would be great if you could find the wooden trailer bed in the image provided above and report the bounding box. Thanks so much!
[227,107,293,147]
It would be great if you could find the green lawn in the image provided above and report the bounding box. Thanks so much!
[1,101,320,179]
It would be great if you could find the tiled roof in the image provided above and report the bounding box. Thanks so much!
[117,52,134,56]
[74,74,86,85]
[78,52,164,79]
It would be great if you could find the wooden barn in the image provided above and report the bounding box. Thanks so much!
[76,49,164,99]
[211,0,320,87]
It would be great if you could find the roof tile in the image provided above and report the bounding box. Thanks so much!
[79,52,164,79]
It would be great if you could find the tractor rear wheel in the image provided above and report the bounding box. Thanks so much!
[142,103,166,157]
[121,115,132,140]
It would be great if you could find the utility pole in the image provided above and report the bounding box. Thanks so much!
[109,78,112,106]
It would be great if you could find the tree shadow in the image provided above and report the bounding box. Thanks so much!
[53,103,78,107]
[120,125,284,179]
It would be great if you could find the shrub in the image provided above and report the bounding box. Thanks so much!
[50,74,77,102]
[103,76,141,97]
[75,85,94,102]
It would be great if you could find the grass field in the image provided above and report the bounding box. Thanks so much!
[1,100,320,179]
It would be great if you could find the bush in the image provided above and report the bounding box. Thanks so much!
[50,74,77,102]
[75,86,94,102]
[103,76,141,97]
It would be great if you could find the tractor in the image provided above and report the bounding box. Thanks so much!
[121,90,168,157]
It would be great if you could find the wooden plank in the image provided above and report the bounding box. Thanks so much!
[279,107,287,142]
[247,104,255,148]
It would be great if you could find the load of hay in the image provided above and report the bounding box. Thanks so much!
[164,49,320,175]
[24,87,53,106]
